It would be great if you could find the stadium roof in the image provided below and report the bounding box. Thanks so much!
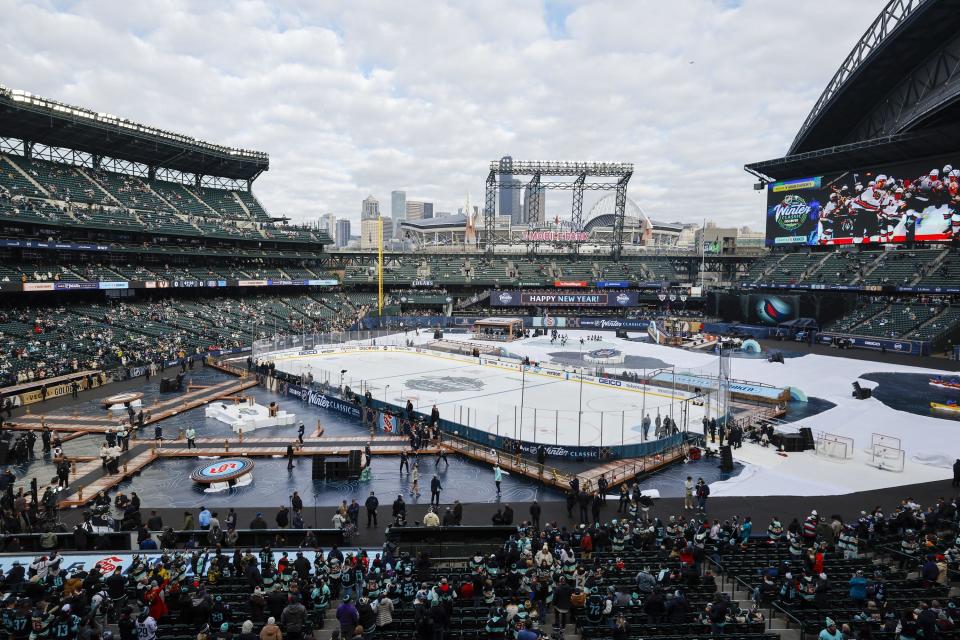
[788,0,957,155]
[747,0,960,182]
[0,86,269,180]
[746,123,960,182]
[400,214,468,229]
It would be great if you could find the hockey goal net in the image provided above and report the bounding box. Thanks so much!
[815,432,854,460]
[865,433,905,472]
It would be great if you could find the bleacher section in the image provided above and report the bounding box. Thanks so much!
[0,292,357,386]
[0,152,331,245]
[853,302,938,338]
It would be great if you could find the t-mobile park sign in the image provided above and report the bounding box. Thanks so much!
[521,231,589,242]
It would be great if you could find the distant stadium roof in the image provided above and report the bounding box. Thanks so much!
[650,220,684,232]
[0,86,268,180]
[583,194,650,231]
[401,214,467,229]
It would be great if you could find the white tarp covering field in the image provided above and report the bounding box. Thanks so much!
[272,330,960,497]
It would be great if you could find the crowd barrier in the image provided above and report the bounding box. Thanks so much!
[818,333,929,356]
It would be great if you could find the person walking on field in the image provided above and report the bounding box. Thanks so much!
[411,462,421,498]
[684,476,694,510]
[430,475,443,506]
[493,464,503,495]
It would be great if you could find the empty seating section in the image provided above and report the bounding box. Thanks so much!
[807,252,871,285]
[861,250,938,286]
[88,168,173,212]
[196,185,249,219]
[918,252,960,287]
[236,190,271,221]
[825,302,887,334]
[766,253,815,284]
[7,156,107,204]
[911,305,960,341]
[150,180,214,218]
[739,254,780,283]
[854,303,937,338]
[0,157,45,197]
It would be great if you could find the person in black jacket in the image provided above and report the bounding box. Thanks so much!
[365,492,379,528]
[430,476,442,506]
[529,501,541,530]
[392,495,406,525]
[953,458,960,487]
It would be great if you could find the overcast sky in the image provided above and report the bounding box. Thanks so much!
[0,0,885,228]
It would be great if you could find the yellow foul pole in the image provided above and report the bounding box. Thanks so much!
[377,216,384,316]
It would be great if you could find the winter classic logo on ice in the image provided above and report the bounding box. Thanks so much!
[773,194,811,231]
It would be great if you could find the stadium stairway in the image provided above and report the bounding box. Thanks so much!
[846,303,891,334]
[724,580,802,640]
[1,154,49,196]
[801,252,836,282]
[911,247,954,286]
[908,304,956,338]
[75,166,124,206]
[853,251,889,284]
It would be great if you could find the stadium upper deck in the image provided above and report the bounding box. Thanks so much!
[0,86,330,247]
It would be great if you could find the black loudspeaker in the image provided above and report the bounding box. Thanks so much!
[781,434,806,452]
[312,456,326,479]
[325,460,350,479]
[851,382,872,399]
[0,440,9,465]
[799,427,815,450]
[616,330,629,339]
[719,445,734,472]
[348,450,363,475]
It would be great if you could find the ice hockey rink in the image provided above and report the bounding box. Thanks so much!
[265,328,960,497]
[274,346,706,448]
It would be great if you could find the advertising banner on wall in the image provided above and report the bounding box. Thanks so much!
[491,291,639,307]
[765,155,960,246]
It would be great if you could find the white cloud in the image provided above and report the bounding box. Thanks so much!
[0,0,884,228]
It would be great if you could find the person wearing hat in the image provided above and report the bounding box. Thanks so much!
[819,617,842,640]
[336,594,359,638]
[213,622,232,640]
[249,513,267,530]
[259,617,282,640]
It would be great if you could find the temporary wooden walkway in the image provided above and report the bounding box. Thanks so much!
[54,434,437,508]
[58,450,159,508]
[438,433,689,492]
[8,378,258,435]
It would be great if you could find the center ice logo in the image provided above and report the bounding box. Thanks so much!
[406,376,486,392]
[772,194,811,231]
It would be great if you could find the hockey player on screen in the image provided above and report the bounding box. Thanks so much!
[818,192,841,244]
[878,186,906,243]
[947,177,960,240]
[849,175,886,243]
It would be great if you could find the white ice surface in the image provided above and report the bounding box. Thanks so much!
[279,330,960,496]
